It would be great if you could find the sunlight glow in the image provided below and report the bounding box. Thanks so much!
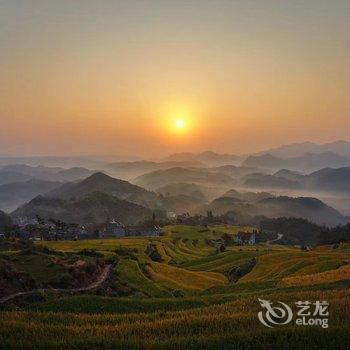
[175,119,185,129]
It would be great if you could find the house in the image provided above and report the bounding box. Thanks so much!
[235,232,256,245]
[166,211,177,219]
[104,220,126,237]
[126,225,161,237]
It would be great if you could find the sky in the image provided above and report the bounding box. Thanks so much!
[0,0,350,157]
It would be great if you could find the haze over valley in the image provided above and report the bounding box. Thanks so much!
[1,140,350,227]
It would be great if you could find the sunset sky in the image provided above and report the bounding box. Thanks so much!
[1,0,349,157]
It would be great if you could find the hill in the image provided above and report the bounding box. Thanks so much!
[12,192,155,225]
[0,179,62,212]
[260,140,350,158]
[0,164,96,182]
[0,171,33,186]
[243,173,302,189]
[223,189,273,202]
[256,196,349,227]
[47,172,158,208]
[307,167,350,193]
[242,152,350,172]
[155,182,218,201]
[164,151,242,166]
[273,166,350,194]
[104,160,205,180]
[205,193,349,227]
[0,210,12,229]
[133,167,236,190]
[158,194,206,215]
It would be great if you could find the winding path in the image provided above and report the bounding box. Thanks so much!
[0,264,112,304]
[266,233,283,245]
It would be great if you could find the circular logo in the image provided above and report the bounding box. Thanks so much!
[258,298,293,328]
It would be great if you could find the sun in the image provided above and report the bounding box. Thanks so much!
[175,119,185,129]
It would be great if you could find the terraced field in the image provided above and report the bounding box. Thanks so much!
[1,225,350,349]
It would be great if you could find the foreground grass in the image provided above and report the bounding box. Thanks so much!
[2,227,349,349]
[2,289,350,349]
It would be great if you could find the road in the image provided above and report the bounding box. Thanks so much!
[266,233,283,245]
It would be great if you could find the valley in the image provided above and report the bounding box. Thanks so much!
[1,225,350,348]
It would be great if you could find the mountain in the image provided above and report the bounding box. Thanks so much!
[12,192,156,226]
[273,166,350,194]
[104,160,204,180]
[158,194,205,215]
[307,167,350,193]
[243,173,302,189]
[242,154,282,169]
[155,183,208,200]
[0,171,33,186]
[164,151,242,166]
[242,152,350,172]
[133,167,236,190]
[0,179,62,212]
[205,194,349,227]
[0,210,12,229]
[258,140,350,158]
[274,169,305,182]
[0,164,97,182]
[46,172,158,208]
[207,165,266,178]
[256,196,348,227]
[223,189,273,202]
[52,167,97,181]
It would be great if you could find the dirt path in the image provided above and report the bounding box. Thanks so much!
[266,233,283,245]
[0,264,112,304]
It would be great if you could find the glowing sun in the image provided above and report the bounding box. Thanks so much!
[175,119,185,129]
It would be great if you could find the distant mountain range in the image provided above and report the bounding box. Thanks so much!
[133,167,237,190]
[0,179,62,212]
[257,140,350,158]
[104,160,205,180]
[244,166,350,194]
[0,171,33,186]
[204,192,349,227]
[163,151,242,166]
[6,171,348,227]
[1,140,350,225]
[0,164,97,182]
[242,152,350,172]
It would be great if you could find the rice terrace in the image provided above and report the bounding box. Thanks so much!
[1,225,350,349]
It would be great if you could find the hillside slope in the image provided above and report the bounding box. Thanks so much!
[12,192,155,225]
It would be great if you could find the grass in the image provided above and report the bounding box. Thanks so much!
[116,258,170,297]
[146,261,227,294]
[1,251,69,286]
[281,264,350,287]
[25,295,206,314]
[2,289,350,349]
[1,226,349,348]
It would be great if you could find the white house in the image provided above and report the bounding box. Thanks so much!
[235,232,256,245]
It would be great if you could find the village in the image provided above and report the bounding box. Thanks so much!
[0,215,257,245]
[0,216,162,241]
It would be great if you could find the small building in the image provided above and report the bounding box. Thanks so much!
[235,232,256,245]
[166,211,177,219]
[104,220,126,237]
